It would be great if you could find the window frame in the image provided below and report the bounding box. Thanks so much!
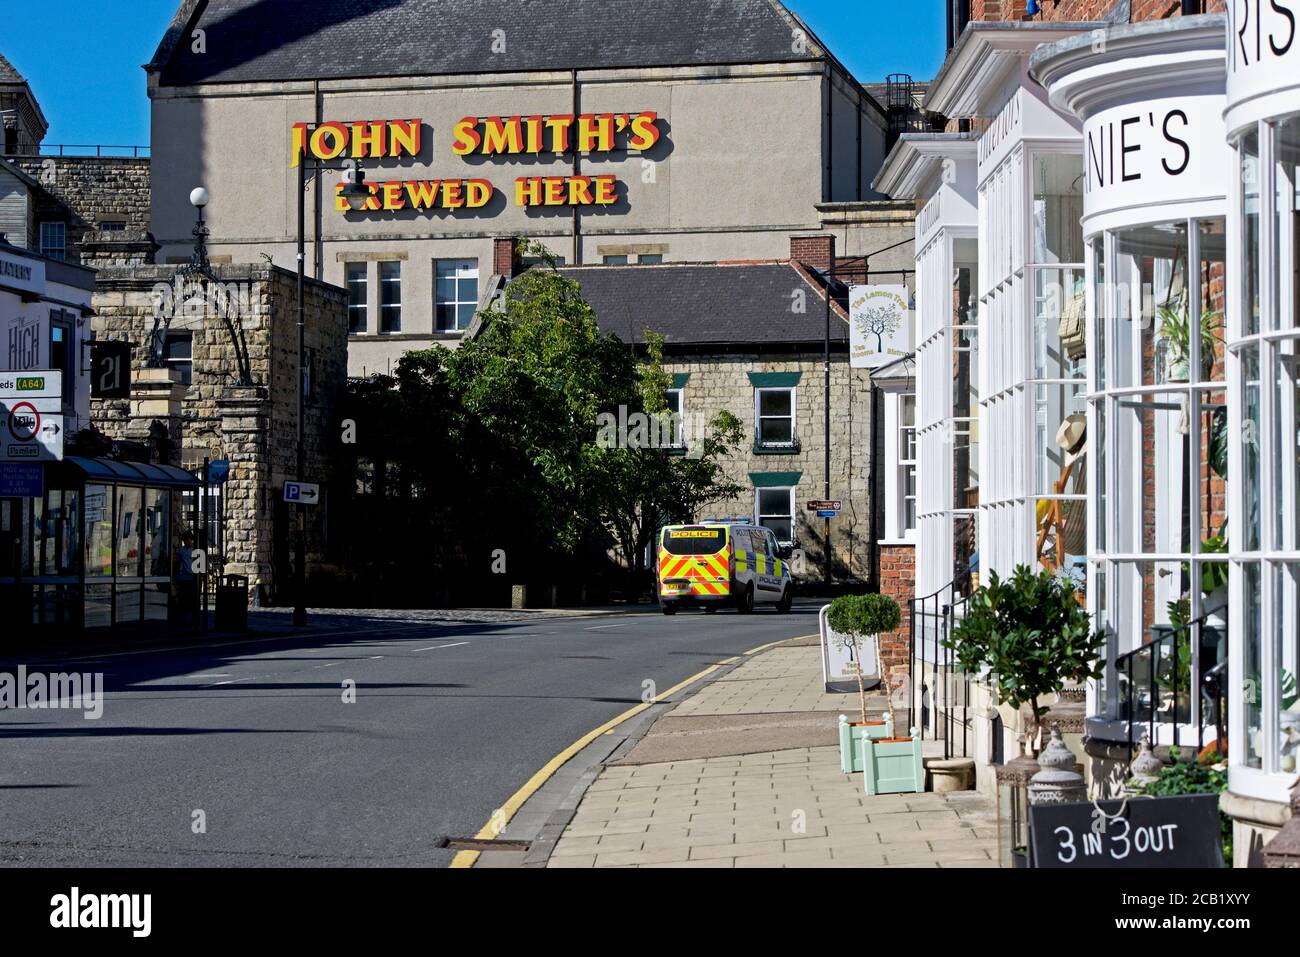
[755,486,796,547]
[345,262,369,335]
[379,260,402,334]
[434,258,480,332]
[755,386,797,450]
[38,221,67,261]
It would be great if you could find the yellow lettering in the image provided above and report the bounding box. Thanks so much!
[389,119,422,158]
[451,118,481,157]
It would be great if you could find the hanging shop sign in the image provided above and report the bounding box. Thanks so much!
[1081,93,1230,236]
[291,112,664,216]
[1225,0,1300,135]
[849,285,911,369]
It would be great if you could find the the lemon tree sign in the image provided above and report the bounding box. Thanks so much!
[849,285,910,369]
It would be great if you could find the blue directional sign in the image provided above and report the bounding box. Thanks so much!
[0,463,44,498]
[817,510,839,519]
[283,481,321,506]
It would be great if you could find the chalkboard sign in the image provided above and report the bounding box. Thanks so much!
[1029,794,1224,869]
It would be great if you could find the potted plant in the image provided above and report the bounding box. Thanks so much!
[828,594,899,773]
[944,565,1105,757]
[1157,302,1222,383]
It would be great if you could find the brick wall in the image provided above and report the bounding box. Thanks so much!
[967,0,1224,22]
[877,543,915,691]
[790,234,835,274]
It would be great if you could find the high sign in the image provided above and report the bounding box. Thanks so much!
[91,341,132,400]
[4,314,46,372]
[1029,794,1224,869]
[292,112,665,215]
[849,286,911,369]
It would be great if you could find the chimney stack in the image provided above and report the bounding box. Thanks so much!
[790,233,836,274]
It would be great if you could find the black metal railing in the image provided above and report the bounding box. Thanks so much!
[1114,609,1228,761]
[5,144,151,158]
[908,578,973,760]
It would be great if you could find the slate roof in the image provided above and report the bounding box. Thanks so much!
[0,52,26,84]
[155,0,824,86]
[555,262,849,349]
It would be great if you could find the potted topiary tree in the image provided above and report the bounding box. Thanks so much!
[829,594,896,772]
[944,565,1105,757]
[826,595,899,774]
[829,593,922,793]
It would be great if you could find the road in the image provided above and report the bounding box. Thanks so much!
[0,605,819,867]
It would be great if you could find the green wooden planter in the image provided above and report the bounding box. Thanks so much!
[838,713,893,773]
[861,729,924,796]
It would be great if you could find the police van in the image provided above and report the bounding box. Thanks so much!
[657,521,793,615]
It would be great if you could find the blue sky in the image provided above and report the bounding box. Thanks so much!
[3,1,947,147]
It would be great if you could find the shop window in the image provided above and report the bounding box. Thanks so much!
[435,259,478,331]
[755,388,796,450]
[38,221,66,261]
[1092,215,1229,749]
[164,332,193,386]
[883,390,917,541]
[1032,154,1084,265]
[380,261,402,333]
[756,487,795,546]
[345,262,368,334]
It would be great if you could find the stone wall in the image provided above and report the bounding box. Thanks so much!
[661,352,874,583]
[90,264,347,603]
[11,156,150,262]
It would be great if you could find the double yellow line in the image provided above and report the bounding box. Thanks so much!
[449,634,811,868]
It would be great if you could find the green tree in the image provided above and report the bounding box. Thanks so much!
[591,332,744,581]
[944,566,1104,754]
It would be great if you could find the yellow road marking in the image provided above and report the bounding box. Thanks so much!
[449,632,808,868]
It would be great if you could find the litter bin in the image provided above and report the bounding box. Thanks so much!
[215,575,249,632]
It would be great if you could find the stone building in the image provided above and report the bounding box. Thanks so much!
[481,228,916,587]
[145,0,902,378]
[89,262,348,604]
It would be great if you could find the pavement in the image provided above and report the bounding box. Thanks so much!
[0,602,818,867]
[542,640,999,868]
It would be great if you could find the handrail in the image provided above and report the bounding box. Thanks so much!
[1114,608,1226,760]
[7,144,151,158]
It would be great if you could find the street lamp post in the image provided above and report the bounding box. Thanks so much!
[292,150,370,627]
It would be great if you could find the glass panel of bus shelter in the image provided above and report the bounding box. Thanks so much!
[84,485,113,578]
[115,486,143,578]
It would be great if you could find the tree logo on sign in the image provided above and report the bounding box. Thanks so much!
[857,303,903,352]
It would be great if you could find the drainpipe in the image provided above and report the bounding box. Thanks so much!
[571,69,581,265]
[313,79,323,281]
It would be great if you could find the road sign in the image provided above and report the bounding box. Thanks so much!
[807,500,842,512]
[0,371,62,401]
[284,481,320,505]
[91,341,132,399]
[1,400,63,462]
[0,463,43,497]
[816,510,839,519]
[206,459,231,485]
